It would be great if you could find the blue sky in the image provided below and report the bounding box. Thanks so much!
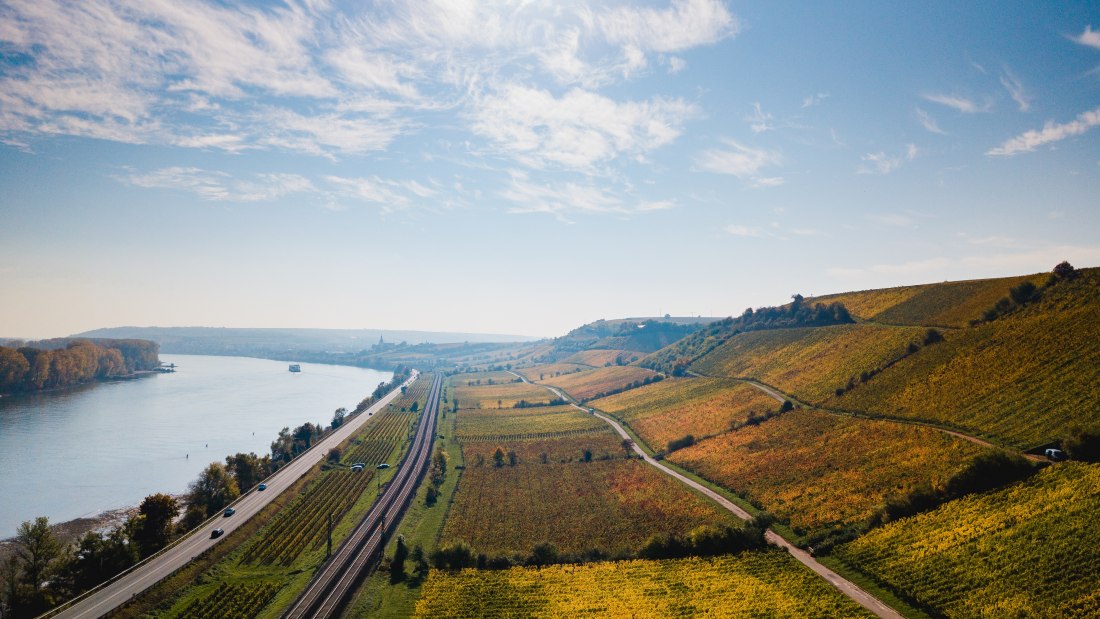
[1,0,1098,339]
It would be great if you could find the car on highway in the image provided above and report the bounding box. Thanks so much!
[210,528,224,538]
[257,483,267,491]
[223,507,235,517]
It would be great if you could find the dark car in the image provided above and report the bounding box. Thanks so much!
[210,528,224,539]
[257,483,267,491]
[223,507,235,517]
[376,463,391,469]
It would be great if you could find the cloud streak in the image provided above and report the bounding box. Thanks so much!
[987,107,1100,156]
[696,139,783,187]
[921,93,989,113]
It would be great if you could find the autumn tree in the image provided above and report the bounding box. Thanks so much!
[186,462,240,517]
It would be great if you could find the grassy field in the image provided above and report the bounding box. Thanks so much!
[560,349,644,366]
[590,377,778,450]
[450,370,526,385]
[539,365,661,401]
[413,551,874,618]
[451,380,557,409]
[814,273,1044,327]
[456,404,608,441]
[438,457,740,558]
[693,324,927,403]
[833,272,1100,448]
[669,409,988,538]
[833,462,1100,618]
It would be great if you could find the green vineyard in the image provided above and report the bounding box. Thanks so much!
[176,581,283,619]
[239,468,376,565]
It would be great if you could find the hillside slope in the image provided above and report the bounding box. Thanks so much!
[831,268,1100,448]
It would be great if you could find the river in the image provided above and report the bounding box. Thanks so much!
[0,354,391,537]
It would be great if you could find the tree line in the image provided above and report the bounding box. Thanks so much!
[0,339,160,394]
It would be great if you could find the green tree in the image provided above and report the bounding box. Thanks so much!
[134,493,179,556]
[14,517,61,612]
[64,527,138,592]
[225,452,269,491]
[492,447,505,467]
[186,462,240,517]
[1063,427,1100,462]
[331,407,347,429]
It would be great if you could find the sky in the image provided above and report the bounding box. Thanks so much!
[1,0,1098,340]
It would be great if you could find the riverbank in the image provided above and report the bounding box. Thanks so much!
[0,504,138,564]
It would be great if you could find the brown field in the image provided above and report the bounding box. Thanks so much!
[440,458,740,558]
[591,377,778,450]
[669,409,987,537]
[540,365,661,401]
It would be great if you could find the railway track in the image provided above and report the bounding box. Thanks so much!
[283,373,443,619]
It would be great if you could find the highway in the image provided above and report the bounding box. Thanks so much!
[49,371,419,619]
[283,373,443,619]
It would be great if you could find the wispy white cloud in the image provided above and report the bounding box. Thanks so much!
[666,56,687,74]
[987,107,1100,156]
[597,0,738,53]
[119,167,316,202]
[999,70,1031,112]
[116,165,435,212]
[1070,25,1100,49]
[915,107,947,135]
[858,144,918,175]
[696,139,783,187]
[499,170,673,221]
[471,85,697,171]
[725,224,763,237]
[746,102,774,133]
[921,93,989,113]
[801,93,829,108]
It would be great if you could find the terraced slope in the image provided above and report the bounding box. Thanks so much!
[833,462,1100,618]
[833,270,1100,448]
[669,409,987,539]
[693,324,926,403]
[560,349,644,366]
[590,377,777,450]
[414,552,874,618]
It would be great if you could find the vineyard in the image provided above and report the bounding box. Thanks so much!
[814,273,1043,327]
[692,323,927,403]
[833,462,1100,618]
[413,551,873,618]
[450,370,521,385]
[460,431,625,464]
[669,409,986,537]
[172,581,283,619]
[238,468,376,565]
[452,381,556,409]
[834,273,1100,448]
[439,458,739,558]
[560,349,643,367]
[590,377,777,449]
[457,405,606,439]
[539,365,661,401]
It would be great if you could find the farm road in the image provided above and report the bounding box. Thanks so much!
[508,370,904,619]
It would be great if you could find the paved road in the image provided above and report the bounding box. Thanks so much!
[509,370,904,619]
[50,372,418,619]
[283,373,443,619]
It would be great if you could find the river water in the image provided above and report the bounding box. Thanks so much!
[0,354,391,537]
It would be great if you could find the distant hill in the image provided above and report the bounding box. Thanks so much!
[73,326,540,361]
